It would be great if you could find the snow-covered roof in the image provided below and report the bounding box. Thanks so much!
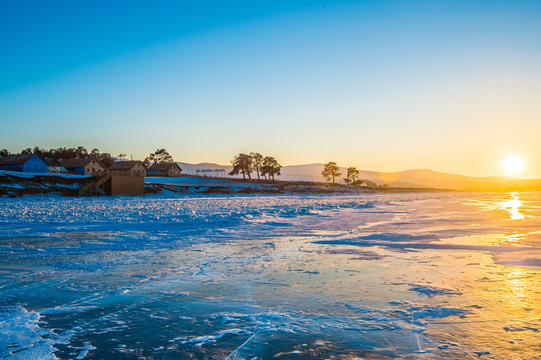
[62,158,105,169]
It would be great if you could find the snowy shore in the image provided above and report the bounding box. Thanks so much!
[0,170,443,197]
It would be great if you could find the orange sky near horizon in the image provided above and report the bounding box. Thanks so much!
[1,1,540,178]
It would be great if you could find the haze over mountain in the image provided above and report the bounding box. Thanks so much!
[177,162,541,191]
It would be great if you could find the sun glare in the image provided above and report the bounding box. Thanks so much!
[502,155,525,176]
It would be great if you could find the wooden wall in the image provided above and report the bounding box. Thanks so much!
[103,175,145,195]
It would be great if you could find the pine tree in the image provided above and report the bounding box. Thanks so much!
[322,162,341,183]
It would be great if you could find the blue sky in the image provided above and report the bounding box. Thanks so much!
[1,1,540,176]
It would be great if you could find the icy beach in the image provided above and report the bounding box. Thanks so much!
[0,192,540,359]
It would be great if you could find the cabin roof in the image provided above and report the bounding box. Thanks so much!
[44,158,62,167]
[148,162,182,172]
[109,160,146,171]
[62,158,104,169]
[0,154,44,165]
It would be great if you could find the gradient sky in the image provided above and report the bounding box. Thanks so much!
[1,1,540,177]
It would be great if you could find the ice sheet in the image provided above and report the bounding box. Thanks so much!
[0,191,540,359]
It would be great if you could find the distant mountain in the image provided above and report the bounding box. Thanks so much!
[177,162,541,191]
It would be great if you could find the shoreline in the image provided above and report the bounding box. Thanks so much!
[4,170,541,198]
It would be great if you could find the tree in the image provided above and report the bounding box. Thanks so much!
[250,152,264,182]
[117,153,127,159]
[75,146,88,158]
[0,149,10,157]
[90,149,115,167]
[229,153,253,181]
[145,148,173,167]
[261,156,282,181]
[51,147,77,160]
[346,167,359,185]
[322,162,341,184]
[33,147,46,156]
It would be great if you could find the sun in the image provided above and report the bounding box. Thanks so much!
[502,155,525,176]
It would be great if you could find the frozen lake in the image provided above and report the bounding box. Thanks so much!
[0,192,540,359]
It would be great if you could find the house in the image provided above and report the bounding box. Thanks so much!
[45,158,67,174]
[62,158,107,176]
[0,154,49,173]
[148,162,183,177]
[101,161,147,195]
[108,161,147,177]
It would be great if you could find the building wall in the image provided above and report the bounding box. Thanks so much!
[70,167,86,175]
[110,163,147,177]
[0,164,23,172]
[49,166,67,174]
[21,156,49,173]
[104,175,145,195]
[84,160,106,175]
[167,167,181,176]
[131,163,147,177]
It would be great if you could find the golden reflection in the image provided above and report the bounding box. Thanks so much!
[500,192,525,220]
[505,268,527,301]
[504,233,525,245]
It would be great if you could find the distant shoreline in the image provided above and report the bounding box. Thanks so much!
[3,170,541,198]
[0,171,449,197]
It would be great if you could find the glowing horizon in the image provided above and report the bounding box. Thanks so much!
[1,1,540,178]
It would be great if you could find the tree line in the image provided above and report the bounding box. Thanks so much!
[0,146,118,166]
[0,146,175,168]
[2,147,370,185]
[229,152,282,182]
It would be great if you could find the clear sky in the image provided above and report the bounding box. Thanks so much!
[1,1,540,177]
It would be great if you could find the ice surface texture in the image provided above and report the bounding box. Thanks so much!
[0,192,540,359]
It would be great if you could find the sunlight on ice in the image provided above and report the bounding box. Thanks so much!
[0,193,540,359]
[506,268,528,300]
[504,233,525,245]
[500,192,525,220]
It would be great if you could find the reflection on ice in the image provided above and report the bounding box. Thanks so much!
[0,192,540,359]
[501,192,525,220]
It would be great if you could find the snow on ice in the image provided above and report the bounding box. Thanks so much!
[0,192,540,359]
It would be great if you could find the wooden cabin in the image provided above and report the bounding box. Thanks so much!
[62,158,107,176]
[108,161,147,177]
[100,161,147,195]
[148,162,183,177]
